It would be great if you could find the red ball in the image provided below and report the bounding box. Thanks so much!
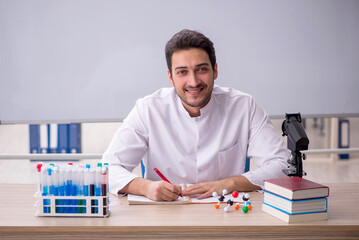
[232,191,239,198]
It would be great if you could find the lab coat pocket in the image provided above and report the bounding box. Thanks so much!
[218,142,246,179]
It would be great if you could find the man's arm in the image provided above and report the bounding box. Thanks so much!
[119,177,183,201]
[181,175,261,199]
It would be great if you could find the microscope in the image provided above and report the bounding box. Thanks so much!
[281,113,310,177]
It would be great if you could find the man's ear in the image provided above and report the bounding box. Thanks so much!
[168,70,174,87]
[213,63,218,80]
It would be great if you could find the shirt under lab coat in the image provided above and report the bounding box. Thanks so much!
[102,85,289,195]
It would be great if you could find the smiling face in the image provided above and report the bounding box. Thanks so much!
[168,48,218,117]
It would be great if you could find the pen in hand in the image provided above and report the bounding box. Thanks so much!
[153,168,183,197]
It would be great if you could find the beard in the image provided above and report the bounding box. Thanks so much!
[177,88,212,108]
[174,82,213,109]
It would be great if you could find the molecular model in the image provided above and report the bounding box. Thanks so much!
[212,189,252,213]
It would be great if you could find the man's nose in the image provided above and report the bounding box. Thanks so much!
[187,71,200,86]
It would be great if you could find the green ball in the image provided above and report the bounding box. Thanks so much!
[242,206,249,213]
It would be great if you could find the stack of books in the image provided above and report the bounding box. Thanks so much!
[262,177,329,223]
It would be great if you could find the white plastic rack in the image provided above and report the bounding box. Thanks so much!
[35,193,110,217]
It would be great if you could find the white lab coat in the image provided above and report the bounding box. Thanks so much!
[102,85,289,195]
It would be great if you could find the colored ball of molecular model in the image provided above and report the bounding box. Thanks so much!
[242,206,249,213]
[232,191,239,198]
[212,190,252,213]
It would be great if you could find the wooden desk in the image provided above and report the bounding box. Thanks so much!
[0,183,358,239]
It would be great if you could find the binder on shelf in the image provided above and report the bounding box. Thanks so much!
[69,123,81,154]
[57,124,69,154]
[49,123,58,154]
[39,124,49,154]
[29,125,40,154]
[29,124,48,161]
[338,119,350,159]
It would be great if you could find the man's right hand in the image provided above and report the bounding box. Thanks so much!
[119,178,182,201]
[145,181,182,201]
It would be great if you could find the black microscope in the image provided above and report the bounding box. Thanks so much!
[281,113,310,177]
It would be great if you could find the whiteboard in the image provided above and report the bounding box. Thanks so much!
[1,0,359,124]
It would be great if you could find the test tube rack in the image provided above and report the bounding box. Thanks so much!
[35,192,110,217]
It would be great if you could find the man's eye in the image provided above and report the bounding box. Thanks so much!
[177,70,187,75]
[197,67,208,72]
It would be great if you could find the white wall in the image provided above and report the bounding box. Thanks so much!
[1,0,359,123]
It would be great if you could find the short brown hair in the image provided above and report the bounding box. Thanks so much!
[165,29,216,75]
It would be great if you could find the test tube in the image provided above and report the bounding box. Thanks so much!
[78,164,84,196]
[89,167,96,213]
[41,166,48,195]
[65,164,72,213]
[82,164,91,214]
[77,164,84,213]
[41,166,49,213]
[71,165,79,213]
[36,163,43,194]
[101,166,108,215]
[52,166,59,213]
[46,167,53,213]
[65,164,72,196]
[95,163,102,197]
[72,167,78,197]
[58,167,65,213]
[48,167,54,196]
[103,163,109,205]
[83,164,90,196]
[53,166,59,196]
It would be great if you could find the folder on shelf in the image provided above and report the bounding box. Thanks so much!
[39,124,49,154]
[57,124,69,154]
[49,123,58,154]
[29,125,40,154]
[69,123,81,154]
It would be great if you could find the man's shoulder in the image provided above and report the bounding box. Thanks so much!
[140,87,176,104]
[213,85,253,101]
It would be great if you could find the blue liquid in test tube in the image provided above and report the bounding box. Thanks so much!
[65,165,72,213]
[58,167,65,213]
[41,166,49,213]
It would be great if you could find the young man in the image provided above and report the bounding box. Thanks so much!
[102,29,289,201]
